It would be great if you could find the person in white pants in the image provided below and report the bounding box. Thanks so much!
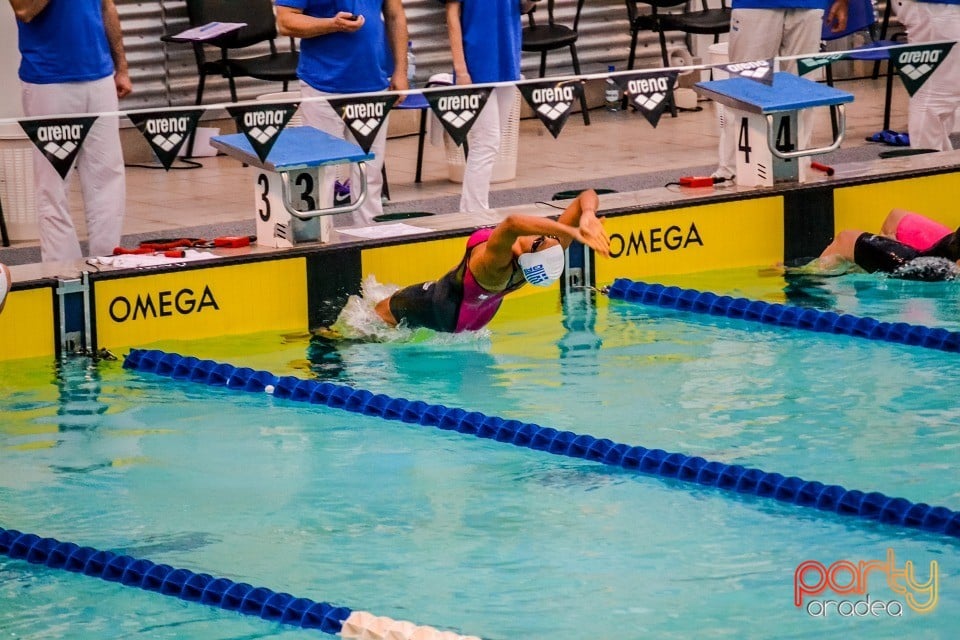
[12,0,131,262]
[714,0,849,180]
[0,262,10,315]
[444,0,522,214]
[459,86,516,214]
[298,84,390,228]
[895,0,960,151]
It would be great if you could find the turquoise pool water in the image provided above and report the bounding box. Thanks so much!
[1,269,958,638]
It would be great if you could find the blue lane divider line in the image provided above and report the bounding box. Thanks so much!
[606,278,960,353]
[0,527,350,634]
[123,348,960,541]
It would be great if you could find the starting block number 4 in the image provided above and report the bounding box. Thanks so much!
[735,111,806,187]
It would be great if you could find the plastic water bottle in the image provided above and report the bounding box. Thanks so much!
[605,65,620,112]
[407,41,417,84]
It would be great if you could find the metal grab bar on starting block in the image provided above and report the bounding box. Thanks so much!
[277,163,368,221]
[211,126,374,246]
[766,106,846,160]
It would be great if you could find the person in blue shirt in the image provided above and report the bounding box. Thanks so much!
[10,0,132,263]
[713,0,849,180]
[443,0,522,215]
[893,0,960,152]
[276,0,409,226]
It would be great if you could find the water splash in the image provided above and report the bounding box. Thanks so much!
[890,257,960,282]
[327,275,490,347]
[326,275,403,342]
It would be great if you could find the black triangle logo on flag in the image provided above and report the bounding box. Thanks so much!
[425,87,492,148]
[518,79,582,139]
[226,103,299,162]
[19,116,97,179]
[797,52,847,77]
[128,109,204,170]
[892,42,955,97]
[328,95,399,153]
[721,58,774,85]
[616,71,677,128]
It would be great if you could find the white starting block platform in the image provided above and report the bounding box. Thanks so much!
[695,72,854,187]
[211,126,374,247]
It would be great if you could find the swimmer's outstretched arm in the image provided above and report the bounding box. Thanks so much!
[483,190,610,267]
[557,189,608,256]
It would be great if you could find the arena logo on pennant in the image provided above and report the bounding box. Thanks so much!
[722,58,774,85]
[18,116,98,180]
[518,80,582,139]
[128,109,204,170]
[425,87,492,148]
[797,52,846,77]
[327,95,399,153]
[893,42,955,96]
[618,71,677,128]
[227,103,299,162]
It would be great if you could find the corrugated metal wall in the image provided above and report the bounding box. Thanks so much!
[117,0,901,110]
[116,0,680,110]
[118,0,285,108]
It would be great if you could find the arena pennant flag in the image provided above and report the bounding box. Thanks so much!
[127,109,204,170]
[720,58,774,85]
[892,42,955,97]
[425,87,492,148]
[226,102,299,162]
[797,52,847,77]
[616,71,677,128]
[327,95,399,153]
[18,116,97,180]
[518,79,583,139]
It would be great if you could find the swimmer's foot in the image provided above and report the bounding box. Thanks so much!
[280,330,314,343]
[757,265,785,278]
[783,256,856,276]
[310,326,344,341]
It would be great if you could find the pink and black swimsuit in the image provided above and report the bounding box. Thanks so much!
[387,228,526,332]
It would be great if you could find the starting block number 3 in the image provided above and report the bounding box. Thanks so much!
[254,169,329,248]
[256,171,319,223]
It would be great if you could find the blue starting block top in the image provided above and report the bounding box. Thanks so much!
[695,72,854,114]
[210,126,374,172]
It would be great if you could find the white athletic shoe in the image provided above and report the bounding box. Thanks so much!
[711,167,736,181]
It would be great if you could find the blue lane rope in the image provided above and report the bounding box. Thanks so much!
[123,348,960,541]
[606,278,960,353]
[0,527,350,634]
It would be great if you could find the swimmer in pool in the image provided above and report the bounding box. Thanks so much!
[813,221,960,281]
[374,189,610,332]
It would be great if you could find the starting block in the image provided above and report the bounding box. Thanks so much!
[211,126,374,247]
[695,73,854,187]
